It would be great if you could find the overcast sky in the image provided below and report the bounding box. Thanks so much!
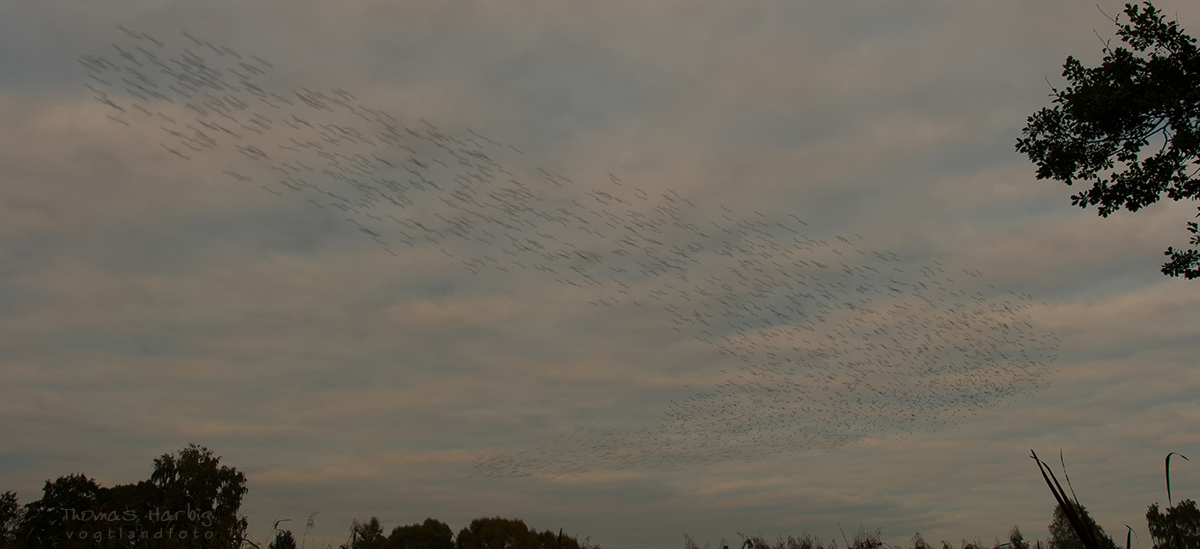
[3,1,1200,548]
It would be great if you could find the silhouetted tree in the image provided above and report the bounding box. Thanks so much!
[388,518,453,549]
[1016,1,1200,278]
[456,517,533,549]
[1048,502,1117,549]
[96,478,160,546]
[535,529,581,549]
[454,517,582,549]
[11,475,161,548]
[14,473,105,548]
[145,443,248,547]
[148,443,248,544]
[1009,525,1031,549]
[0,491,22,549]
[343,517,387,549]
[9,445,247,549]
[1146,498,1200,549]
[270,529,299,549]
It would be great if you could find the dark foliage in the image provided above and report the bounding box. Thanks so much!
[339,516,588,549]
[1016,1,1200,278]
[1146,499,1200,549]
[13,473,105,549]
[0,491,21,549]
[344,517,388,549]
[388,518,454,549]
[454,517,582,549]
[149,442,249,545]
[1009,525,1031,549]
[1047,502,1117,549]
[7,444,248,549]
[270,529,298,549]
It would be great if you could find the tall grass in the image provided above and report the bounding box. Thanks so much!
[1032,449,1199,549]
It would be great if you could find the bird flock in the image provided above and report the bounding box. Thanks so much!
[80,27,1059,478]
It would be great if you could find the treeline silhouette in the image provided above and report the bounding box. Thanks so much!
[0,444,247,548]
[2,445,1198,549]
[320,516,599,549]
